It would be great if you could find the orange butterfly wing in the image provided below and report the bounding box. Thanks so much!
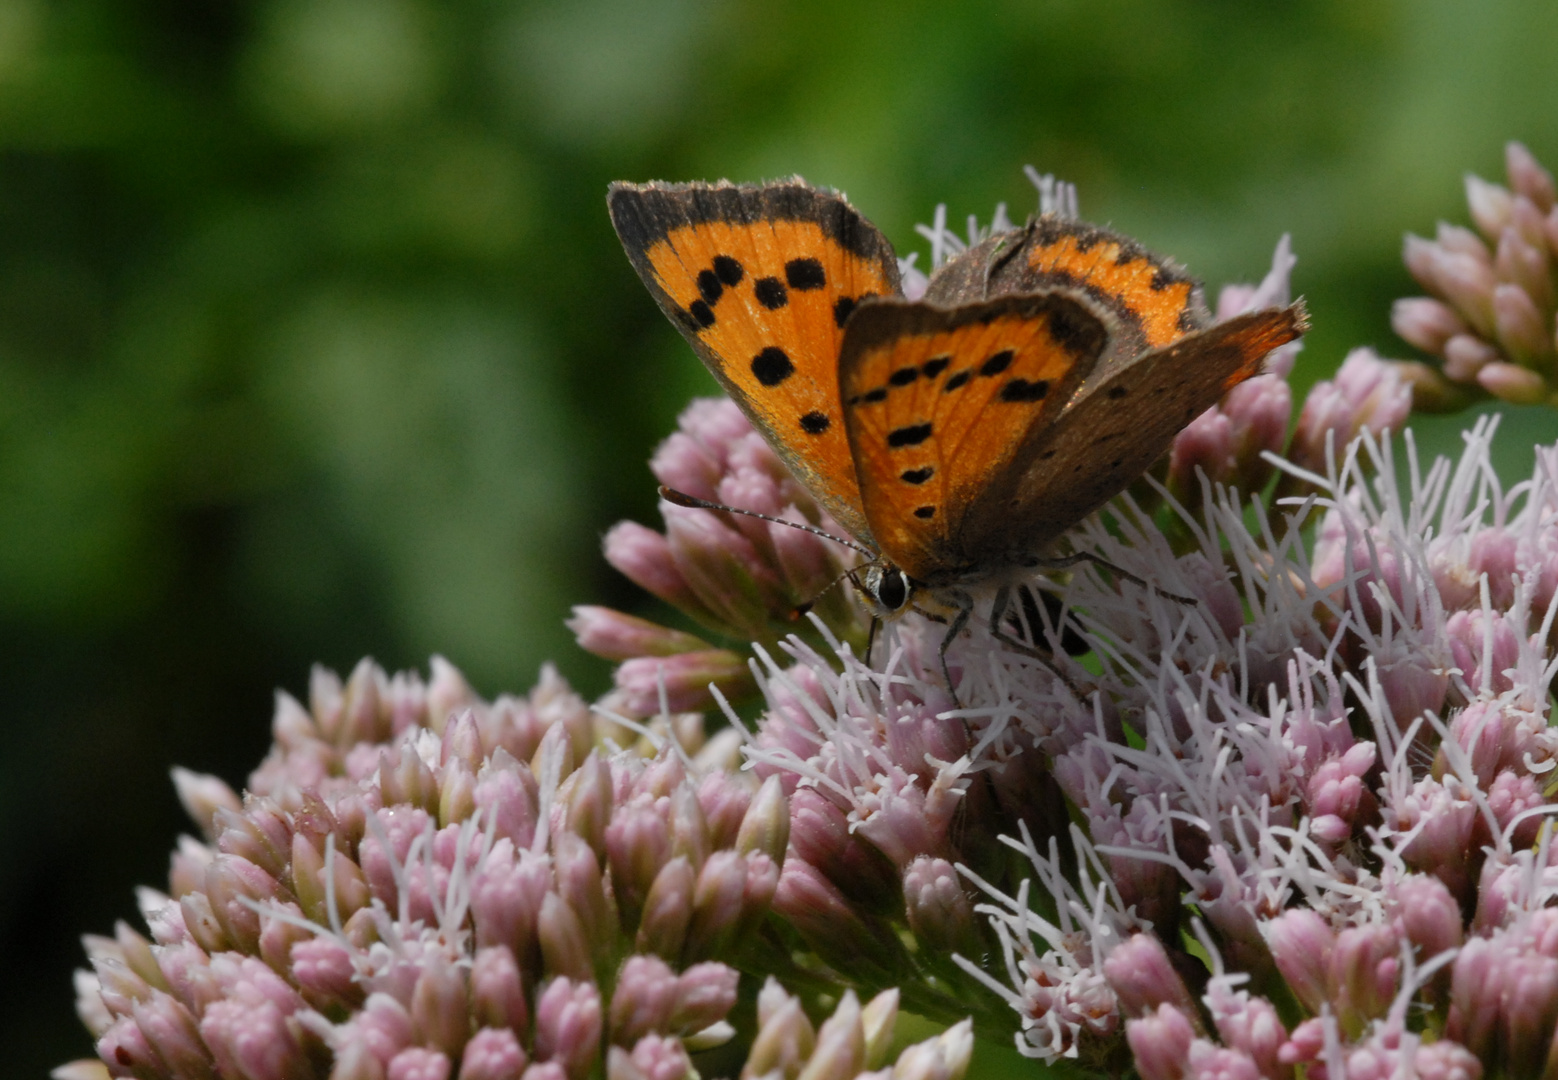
[837,293,1110,584]
[924,215,1212,367]
[956,303,1310,563]
[608,180,901,544]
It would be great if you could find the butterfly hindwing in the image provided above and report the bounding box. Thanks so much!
[608,179,901,543]
[838,292,1111,584]
[957,302,1309,564]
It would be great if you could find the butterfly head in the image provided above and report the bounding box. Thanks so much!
[858,561,917,620]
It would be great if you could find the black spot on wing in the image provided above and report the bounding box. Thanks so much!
[887,423,932,448]
[689,301,715,328]
[1047,306,1106,357]
[888,366,919,387]
[751,347,795,386]
[913,506,936,519]
[833,297,856,327]
[900,466,934,484]
[921,356,950,378]
[980,350,1014,376]
[943,370,971,392]
[1107,385,1129,399]
[861,387,887,404]
[713,255,744,286]
[799,411,830,434]
[697,270,722,305]
[1000,378,1050,402]
[754,277,788,309]
[786,258,826,289]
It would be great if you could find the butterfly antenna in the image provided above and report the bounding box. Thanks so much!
[791,565,865,620]
[658,486,876,558]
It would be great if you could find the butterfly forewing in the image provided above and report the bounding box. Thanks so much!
[609,180,901,544]
[838,293,1110,583]
[958,303,1308,563]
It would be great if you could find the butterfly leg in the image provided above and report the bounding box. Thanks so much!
[936,601,974,708]
[1032,550,1197,605]
[985,584,1090,699]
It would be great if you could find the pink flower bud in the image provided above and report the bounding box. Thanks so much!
[697,771,752,852]
[1265,909,1335,1015]
[636,857,695,962]
[1443,333,1500,381]
[1291,350,1411,475]
[612,650,755,716]
[1478,360,1547,404]
[389,1047,452,1080]
[1495,230,1551,312]
[623,1035,692,1080]
[1412,1039,1483,1080]
[567,607,712,663]
[1393,297,1470,354]
[170,768,242,841]
[412,953,470,1057]
[602,521,714,626]
[471,946,528,1035]
[1507,141,1556,212]
[199,996,309,1080]
[1328,924,1400,1030]
[460,1028,529,1080]
[1492,283,1550,360]
[1466,174,1515,240]
[292,935,363,1012]
[203,856,279,954]
[685,850,749,960]
[535,978,603,1080]
[538,892,593,982]
[745,980,817,1079]
[1126,1003,1195,1080]
[1104,934,1199,1020]
[890,1018,974,1080]
[129,992,211,1080]
[787,789,899,913]
[473,758,540,854]
[802,990,866,1080]
[902,857,977,955]
[470,840,551,960]
[670,962,739,1035]
[1391,874,1464,962]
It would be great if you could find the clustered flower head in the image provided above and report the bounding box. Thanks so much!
[64,155,1558,1080]
[1392,141,1558,408]
[60,657,976,1080]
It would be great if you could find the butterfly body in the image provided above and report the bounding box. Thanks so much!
[610,177,1306,686]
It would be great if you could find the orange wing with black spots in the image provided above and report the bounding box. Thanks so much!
[609,179,901,544]
[956,302,1309,565]
[837,292,1110,584]
[923,215,1212,369]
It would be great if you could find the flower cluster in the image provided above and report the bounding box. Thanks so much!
[1393,140,1558,408]
[61,658,973,1080]
[64,159,1558,1080]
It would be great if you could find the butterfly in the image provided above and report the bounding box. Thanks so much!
[608,177,1306,692]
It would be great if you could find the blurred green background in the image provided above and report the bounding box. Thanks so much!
[5,0,1558,1072]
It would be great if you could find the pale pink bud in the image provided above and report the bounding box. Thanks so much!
[199,997,308,1080]
[890,1018,972,1080]
[671,962,739,1035]
[96,1015,161,1078]
[610,955,679,1044]
[1391,874,1464,962]
[603,522,713,625]
[538,892,593,982]
[564,753,612,860]
[664,508,786,638]
[788,789,899,912]
[1412,1039,1483,1080]
[902,857,977,954]
[696,771,752,852]
[799,990,866,1080]
[1495,230,1552,311]
[412,953,470,1058]
[211,804,289,880]
[1404,233,1443,290]
[203,856,278,954]
[1443,333,1501,381]
[1486,770,1545,848]
[460,1028,528,1080]
[129,992,210,1080]
[379,742,439,813]
[534,978,603,1080]
[1291,349,1412,474]
[1507,141,1556,212]
[606,796,673,926]
[626,1035,692,1080]
[170,768,242,841]
[1205,986,1286,1077]
[1477,360,1547,404]
[1466,174,1515,239]
[1126,1003,1195,1080]
[473,755,540,853]
[389,1047,452,1080]
[567,607,712,662]
[554,832,612,960]
[521,1063,569,1080]
[1265,909,1335,1015]
[1329,924,1400,1028]
[772,859,896,973]
[292,934,363,1011]
[291,833,370,927]
[1438,221,1494,262]
[1446,612,1522,699]
[426,655,477,734]
[636,857,695,961]
[685,850,749,959]
[1104,934,1199,1020]
[1436,250,1498,335]
[612,650,755,716]
[1449,937,1501,1059]
[471,946,528,1035]
[1393,297,1470,353]
[1492,283,1551,359]
[471,840,551,960]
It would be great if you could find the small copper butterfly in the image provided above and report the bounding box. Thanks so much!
[608,178,1306,688]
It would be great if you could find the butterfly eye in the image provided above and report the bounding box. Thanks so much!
[866,566,911,614]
